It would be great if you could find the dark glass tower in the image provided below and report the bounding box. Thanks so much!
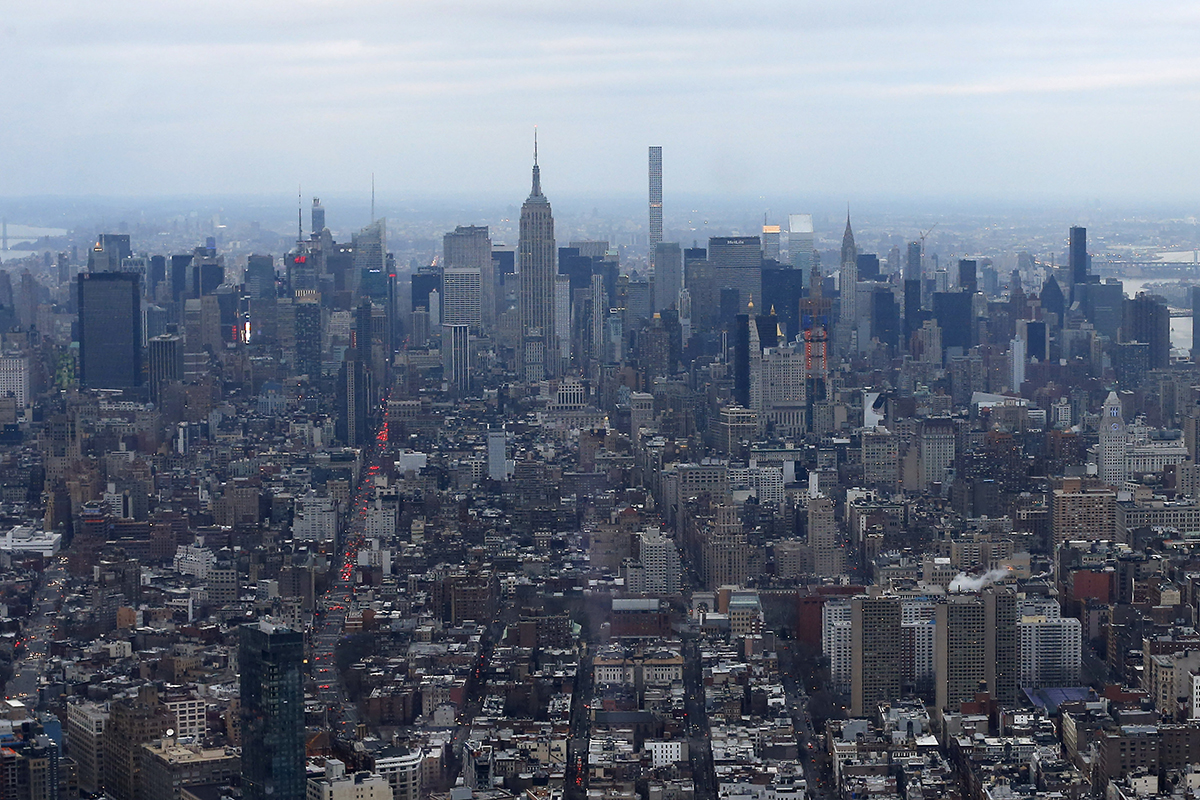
[1069,226,1088,286]
[240,621,305,800]
[78,272,142,389]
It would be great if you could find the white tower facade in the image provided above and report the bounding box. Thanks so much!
[1100,391,1127,486]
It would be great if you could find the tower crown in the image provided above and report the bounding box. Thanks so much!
[529,128,544,200]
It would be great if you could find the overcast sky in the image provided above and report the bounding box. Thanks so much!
[5,1,1200,206]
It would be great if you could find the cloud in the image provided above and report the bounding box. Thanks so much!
[4,1,1200,200]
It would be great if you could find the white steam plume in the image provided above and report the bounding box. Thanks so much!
[948,567,1011,593]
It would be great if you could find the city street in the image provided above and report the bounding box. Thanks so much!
[8,555,67,705]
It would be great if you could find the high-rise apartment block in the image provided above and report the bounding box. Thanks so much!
[850,595,903,717]
[648,146,663,252]
[240,621,306,800]
[934,589,1017,712]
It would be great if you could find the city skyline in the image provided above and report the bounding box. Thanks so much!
[5,2,1200,203]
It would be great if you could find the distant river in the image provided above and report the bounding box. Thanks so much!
[1121,277,1193,351]
[0,224,67,264]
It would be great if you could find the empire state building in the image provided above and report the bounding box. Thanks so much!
[518,138,557,381]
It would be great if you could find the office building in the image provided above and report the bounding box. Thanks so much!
[487,427,508,482]
[1009,336,1026,390]
[1052,478,1116,545]
[856,252,880,281]
[637,528,681,595]
[368,750,424,800]
[808,493,843,578]
[1018,600,1081,688]
[67,701,109,795]
[518,142,557,381]
[709,236,761,270]
[957,259,977,294]
[1100,391,1127,486]
[788,214,814,275]
[653,242,683,313]
[245,254,275,299]
[141,740,239,800]
[441,268,482,331]
[862,427,899,491]
[649,146,663,252]
[104,686,174,800]
[79,271,142,390]
[932,292,973,351]
[1124,292,1171,369]
[823,600,853,690]
[0,352,29,408]
[905,241,922,282]
[920,417,956,489]
[1069,226,1088,287]
[554,273,571,368]
[1193,287,1200,355]
[762,224,781,261]
[147,335,182,405]
[850,596,903,717]
[441,323,470,395]
[307,760,392,800]
[839,214,858,353]
[241,621,306,800]
[353,220,387,273]
[443,225,493,330]
[337,351,369,447]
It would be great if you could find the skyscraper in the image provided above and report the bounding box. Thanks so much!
[518,138,557,381]
[1124,292,1171,369]
[441,268,483,331]
[838,214,858,354]
[78,272,142,389]
[1100,390,1127,486]
[905,241,922,282]
[1069,226,1088,287]
[240,621,306,800]
[444,225,494,331]
[851,595,903,717]
[934,588,1018,712]
[957,259,978,293]
[337,350,369,446]
[311,198,325,237]
[653,242,683,314]
[147,334,183,404]
[1192,286,1200,355]
[788,214,814,276]
[441,323,470,395]
[648,146,663,254]
[807,489,843,578]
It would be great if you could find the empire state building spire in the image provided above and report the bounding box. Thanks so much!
[518,132,557,381]
[530,128,543,199]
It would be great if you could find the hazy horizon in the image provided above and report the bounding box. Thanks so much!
[6,2,1200,206]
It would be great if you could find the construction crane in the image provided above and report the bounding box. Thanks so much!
[919,223,938,258]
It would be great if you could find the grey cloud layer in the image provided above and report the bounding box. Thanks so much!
[3,0,1200,201]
